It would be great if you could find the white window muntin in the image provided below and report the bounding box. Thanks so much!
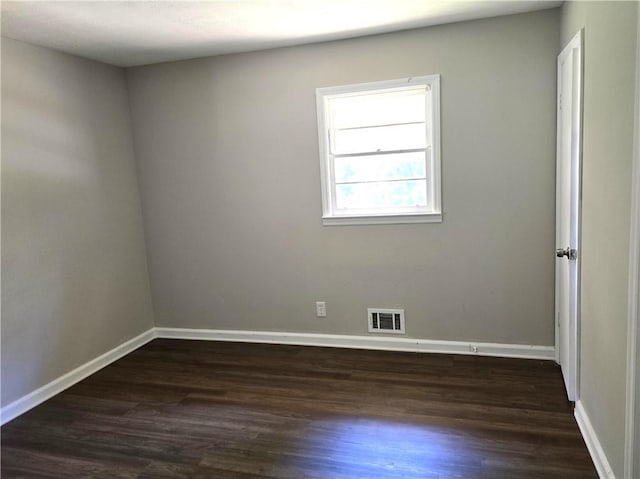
[316,75,441,225]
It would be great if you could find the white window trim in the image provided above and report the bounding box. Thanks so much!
[316,75,442,226]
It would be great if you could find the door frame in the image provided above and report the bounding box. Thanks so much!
[624,5,640,478]
[554,29,584,402]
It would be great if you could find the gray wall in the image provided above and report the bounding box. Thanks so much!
[561,2,638,477]
[1,38,155,406]
[126,9,560,345]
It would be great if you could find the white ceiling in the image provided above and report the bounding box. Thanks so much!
[1,1,561,67]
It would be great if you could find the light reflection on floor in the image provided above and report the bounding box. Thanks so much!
[194,404,478,478]
[284,416,475,478]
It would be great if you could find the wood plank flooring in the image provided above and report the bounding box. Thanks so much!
[1,339,596,478]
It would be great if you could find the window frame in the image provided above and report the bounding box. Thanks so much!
[316,75,442,226]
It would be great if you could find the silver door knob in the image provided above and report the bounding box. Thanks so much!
[556,247,577,260]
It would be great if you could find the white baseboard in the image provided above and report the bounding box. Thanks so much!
[0,328,155,426]
[153,327,556,360]
[575,400,616,479]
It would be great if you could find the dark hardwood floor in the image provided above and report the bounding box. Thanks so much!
[2,339,596,478]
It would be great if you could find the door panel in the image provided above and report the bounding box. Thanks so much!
[555,31,582,401]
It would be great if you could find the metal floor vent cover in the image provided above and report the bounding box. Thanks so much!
[368,308,405,334]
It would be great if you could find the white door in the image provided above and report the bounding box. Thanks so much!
[555,30,583,401]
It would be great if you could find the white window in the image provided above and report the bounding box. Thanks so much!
[316,75,441,225]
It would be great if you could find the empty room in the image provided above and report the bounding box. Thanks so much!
[2,0,640,477]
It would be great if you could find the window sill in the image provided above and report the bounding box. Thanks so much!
[322,212,442,226]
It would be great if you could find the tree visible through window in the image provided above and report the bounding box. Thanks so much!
[316,76,441,225]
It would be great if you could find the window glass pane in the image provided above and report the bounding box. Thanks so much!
[331,88,426,129]
[334,151,426,183]
[336,180,427,210]
[333,123,426,155]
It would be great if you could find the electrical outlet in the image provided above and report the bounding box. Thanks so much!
[316,301,326,317]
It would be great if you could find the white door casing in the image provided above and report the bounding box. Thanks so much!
[624,4,640,478]
[555,30,583,402]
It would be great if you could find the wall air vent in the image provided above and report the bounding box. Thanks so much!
[368,308,405,334]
